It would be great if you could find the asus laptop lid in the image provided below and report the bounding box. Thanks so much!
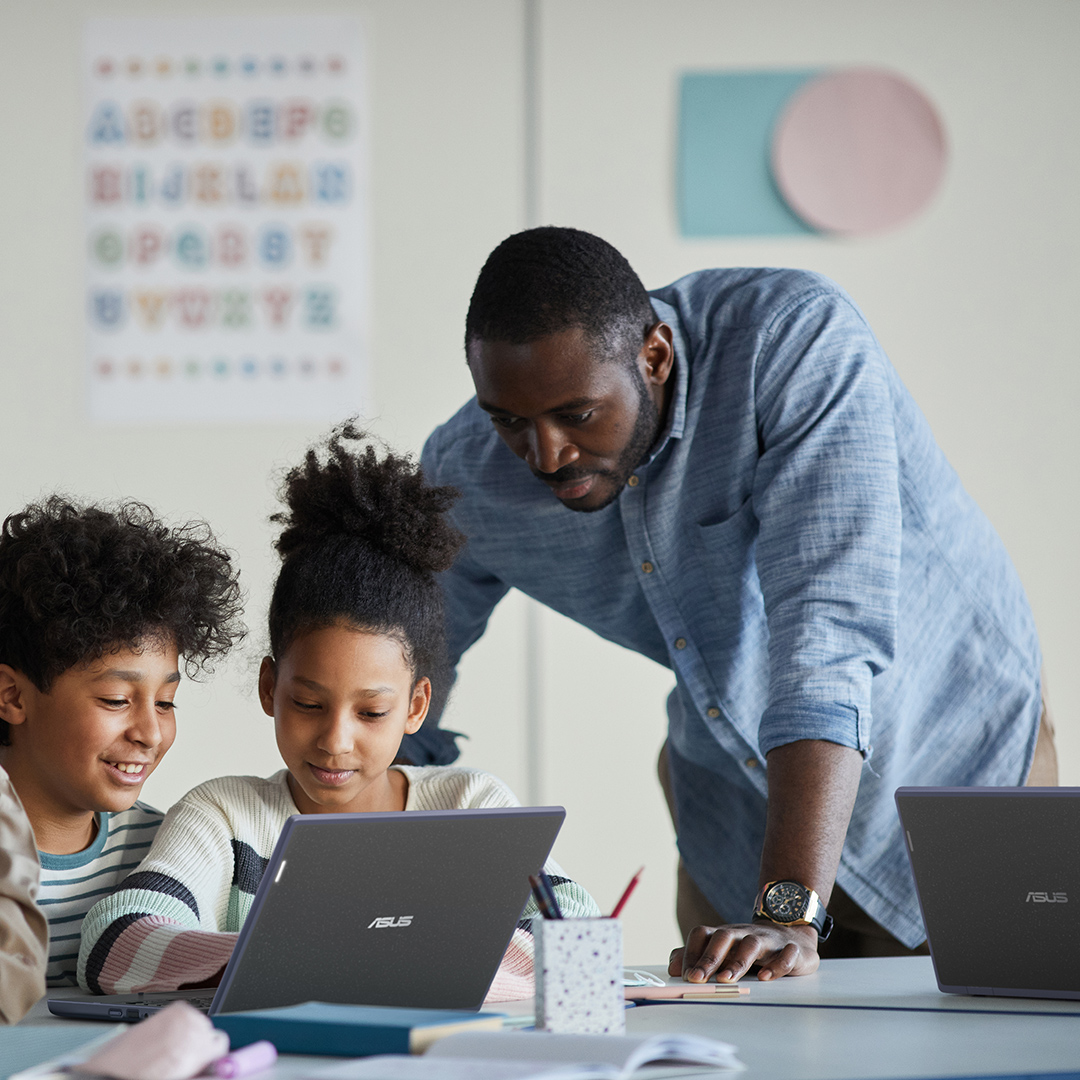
[51,805,564,1020]
[896,787,1080,1000]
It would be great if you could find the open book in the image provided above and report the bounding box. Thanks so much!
[309,1030,743,1080]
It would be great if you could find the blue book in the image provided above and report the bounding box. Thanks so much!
[212,1001,505,1056]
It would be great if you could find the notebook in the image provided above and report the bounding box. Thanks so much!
[307,1031,744,1080]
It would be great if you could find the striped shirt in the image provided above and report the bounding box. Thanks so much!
[38,802,162,986]
[79,767,598,1000]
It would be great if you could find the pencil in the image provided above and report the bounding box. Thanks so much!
[538,870,564,918]
[529,874,560,919]
[610,866,645,919]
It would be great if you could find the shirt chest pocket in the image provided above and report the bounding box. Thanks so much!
[694,498,761,611]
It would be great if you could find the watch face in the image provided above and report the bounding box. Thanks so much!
[765,881,809,922]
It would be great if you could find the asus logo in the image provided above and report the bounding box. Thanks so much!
[367,916,414,928]
[1026,892,1068,904]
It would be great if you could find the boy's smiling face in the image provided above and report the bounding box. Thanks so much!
[0,640,180,853]
[262,623,429,815]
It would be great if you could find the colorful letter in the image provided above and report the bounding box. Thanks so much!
[90,166,123,205]
[173,289,213,328]
[127,165,152,205]
[312,162,349,203]
[217,226,247,267]
[262,287,293,326]
[130,226,165,266]
[159,164,185,204]
[298,224,333,266]
[91,290,124,328]
[175,228,209,268]
[322,102,351,141]
[205,101,238,143]
[305,288,335,328]
[234,164,259,203]
[92,229,123,267]
[267,162,305,204]
[259,226,291,267]
[192,163,225,204]
[247,100,275,143]
[88,102,125,144]
[134,291,168,329]
[220,290,251,328]
[129,101,162,145]
[171,102,197,143]
[279,100,315,140]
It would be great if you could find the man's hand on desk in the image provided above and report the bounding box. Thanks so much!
[668,921,820,983]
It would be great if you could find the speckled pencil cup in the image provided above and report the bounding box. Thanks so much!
[535,917,625,1035]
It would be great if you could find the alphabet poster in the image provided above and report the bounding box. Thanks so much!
[83,17,368,422]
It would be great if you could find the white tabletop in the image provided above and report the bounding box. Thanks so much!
[10,958,1080,1080]
[633,955,1080,1015]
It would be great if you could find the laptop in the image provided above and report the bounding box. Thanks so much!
[49,805,564,1021]
[895,786,1080,1000]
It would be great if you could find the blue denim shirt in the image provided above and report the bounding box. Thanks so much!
[417,269,1042,947]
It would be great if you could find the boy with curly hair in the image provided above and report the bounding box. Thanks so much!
[0,497,244,986]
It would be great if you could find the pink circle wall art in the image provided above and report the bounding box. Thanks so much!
[771,69,947,236]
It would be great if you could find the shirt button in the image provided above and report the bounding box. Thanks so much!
[627,476,639,487]
[745,758,760,769]
[706,707,720,718]
[641,562,654,574]
[674,637,687,650]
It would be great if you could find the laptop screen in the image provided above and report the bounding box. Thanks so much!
[896,787,1080,998]
[213,806,564,1014]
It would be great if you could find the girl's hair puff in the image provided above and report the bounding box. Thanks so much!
[268,421,464,699]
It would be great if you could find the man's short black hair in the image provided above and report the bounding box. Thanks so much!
[0,496,245,744]
[464,226,655,359]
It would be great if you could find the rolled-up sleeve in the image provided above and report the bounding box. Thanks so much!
[751,289,901,760]
[401,429,511,765]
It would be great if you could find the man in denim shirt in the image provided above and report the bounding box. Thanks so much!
[415,227,1052,981]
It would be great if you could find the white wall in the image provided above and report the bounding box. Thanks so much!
[1,0,1077,964]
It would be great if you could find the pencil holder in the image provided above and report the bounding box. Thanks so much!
[535,918,625,1035]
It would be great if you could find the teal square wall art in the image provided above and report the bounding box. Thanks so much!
[678,70,819,237]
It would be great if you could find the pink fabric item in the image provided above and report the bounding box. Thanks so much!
[772,68,946,235]
[484,928,535,1002]
[77,1000,228,1080]
[97,915,238,994]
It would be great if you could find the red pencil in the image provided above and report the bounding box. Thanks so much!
[610,866,645,918]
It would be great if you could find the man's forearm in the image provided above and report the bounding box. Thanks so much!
[758,738,864,906]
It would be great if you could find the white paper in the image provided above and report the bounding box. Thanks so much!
[308,1056,615,1080]
[427,1032,743,1073]
[82,16,369,422]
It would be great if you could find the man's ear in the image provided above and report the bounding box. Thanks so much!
[640,321,675,386]
[405,677,432,735]
[0,665,31,728]
[257,657,277,718]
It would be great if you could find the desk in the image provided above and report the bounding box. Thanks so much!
[635,956,1080,1015]
[10,959,1080,1080]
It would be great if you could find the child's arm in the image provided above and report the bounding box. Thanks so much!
[0,768,48,1023]
[78,784,244,995]
[430,768,602,1001]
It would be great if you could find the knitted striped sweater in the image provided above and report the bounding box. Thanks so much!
[78,766,598,1000]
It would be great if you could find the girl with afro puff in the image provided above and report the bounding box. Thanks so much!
[79,423,598,1002]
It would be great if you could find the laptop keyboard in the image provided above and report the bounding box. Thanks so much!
[120,995,215,1012]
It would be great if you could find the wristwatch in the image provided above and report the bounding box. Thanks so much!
[753,880,834,941]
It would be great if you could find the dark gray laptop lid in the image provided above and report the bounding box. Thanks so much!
[895,787,1080,999]
[212,805,564,1014]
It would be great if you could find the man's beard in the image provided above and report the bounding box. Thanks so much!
[543,364,661,513]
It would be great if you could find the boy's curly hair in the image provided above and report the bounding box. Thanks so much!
[0,496,245,745]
